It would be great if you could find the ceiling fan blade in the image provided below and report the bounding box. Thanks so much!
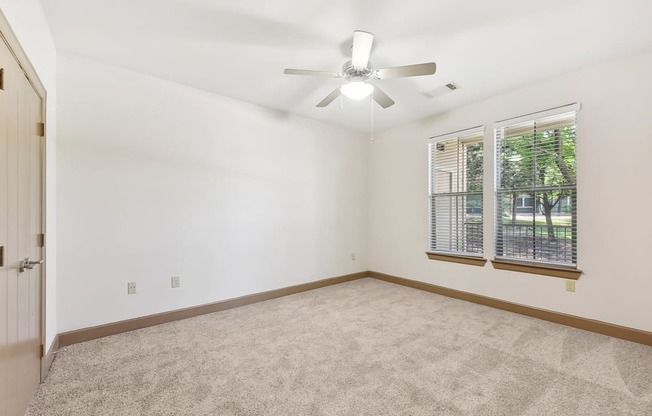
[351,31,374,69]
[316,88,341,107]
[284,69,341,78]
[375,62,436,79]
[372,86,395,108]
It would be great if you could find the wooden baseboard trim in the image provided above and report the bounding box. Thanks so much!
[41,334,59,382]
[59,271,368,347]
[368,270,652,346]
[57,269,652,348]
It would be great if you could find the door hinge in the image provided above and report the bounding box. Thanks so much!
[40,344,44,358]
[0,246,4,267]
[37,233,45,247]
[0,68,4,90]
[37,122,45,137]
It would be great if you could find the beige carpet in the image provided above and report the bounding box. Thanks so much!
[28,278,652,415]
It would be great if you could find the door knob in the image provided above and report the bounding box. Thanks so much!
[20,258,43,273]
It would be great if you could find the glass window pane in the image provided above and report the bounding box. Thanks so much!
[495,108,577,266]
[429,132,483,256]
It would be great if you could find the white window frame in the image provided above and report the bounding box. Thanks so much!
[428,126,485,258]
[493,103,580,268]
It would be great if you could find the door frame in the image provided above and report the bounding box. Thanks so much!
[0,10,49,382]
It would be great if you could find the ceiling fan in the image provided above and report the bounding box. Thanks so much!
[284,31,436,109]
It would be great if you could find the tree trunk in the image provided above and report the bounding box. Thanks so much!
[541,194,556,239]
[511,193,518,223]
[553,129,577,262]
[554,130,576,184]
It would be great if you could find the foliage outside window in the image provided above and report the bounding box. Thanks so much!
[494,105,578,266]
[429,128,484,256]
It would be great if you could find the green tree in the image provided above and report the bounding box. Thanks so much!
[465,143,483,222]
[499,126,576,239]
[465,143,483,193]
[498,135,533,222]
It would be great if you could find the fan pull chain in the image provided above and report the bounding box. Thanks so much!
[340,91,343,110]
[370,94,374,142]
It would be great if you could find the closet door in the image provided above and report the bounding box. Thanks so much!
[0,33,45,416]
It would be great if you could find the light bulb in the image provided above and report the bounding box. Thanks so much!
[340,82,374,100]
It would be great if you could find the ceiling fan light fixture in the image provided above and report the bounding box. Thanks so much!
[341,82,374,100]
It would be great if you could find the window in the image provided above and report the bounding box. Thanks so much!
[516,195,534,209]
[494,104,579,268]
[428,127,484,259]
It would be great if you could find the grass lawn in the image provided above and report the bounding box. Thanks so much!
[504,215,572,227]
[502,215,573,239]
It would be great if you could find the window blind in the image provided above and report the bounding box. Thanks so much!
[429,128,484,255]
[494,104,578,266]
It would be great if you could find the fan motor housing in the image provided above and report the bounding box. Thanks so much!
[341,60,374,80]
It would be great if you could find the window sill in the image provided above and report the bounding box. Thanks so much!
[426,252,487,267]
[491,259,582,280]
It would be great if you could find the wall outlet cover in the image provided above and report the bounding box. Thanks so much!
[565,280,576,292]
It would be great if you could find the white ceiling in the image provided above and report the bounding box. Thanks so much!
[41,0,652,132]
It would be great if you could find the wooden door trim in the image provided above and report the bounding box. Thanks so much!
[0,10,49,382]
[0,13,46,99]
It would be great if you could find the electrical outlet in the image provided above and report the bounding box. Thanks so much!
[171,276,181,288]
[127,282,137,294]
[351,253,356,261]
[565,280,576,292]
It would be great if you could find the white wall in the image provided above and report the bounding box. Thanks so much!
[0,0,57,348]
[368,48,652,333]
[57,53,368,332]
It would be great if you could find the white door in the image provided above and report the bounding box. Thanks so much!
[0,31,45,416]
